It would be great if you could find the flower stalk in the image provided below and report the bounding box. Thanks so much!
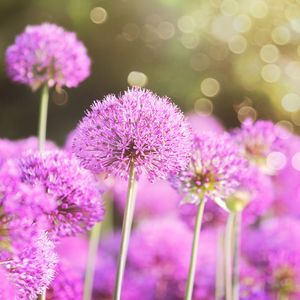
[185,199,206,300]
[38,84,49,152]
[83,222,102,300]
[113,162,138,300]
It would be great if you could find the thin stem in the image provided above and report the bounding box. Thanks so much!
[225,212,235,300]
[38,84,49,152]
[215,228,225,300]
[184,199,206,300]
[232,213,241,300]
[37,290,46,300]
[113,163,137,300]
[83,222,102,300]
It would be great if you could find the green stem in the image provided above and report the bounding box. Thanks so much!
[37,290,46,300]
[38,85,49,152]
[232,213,241,300]
[184,199,206,300]
[83,222,102,300]
[225,212,235,300]
[215,228,225,300]
[113,163,137,300]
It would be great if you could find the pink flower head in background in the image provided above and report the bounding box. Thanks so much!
[232,119,291,173]
[73,88,192,181]
[170,132,248,210]
[5,23,91,90]
[18,150,105,237]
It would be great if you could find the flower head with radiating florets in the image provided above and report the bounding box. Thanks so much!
[2,233,57,300]
[18,150,105,237]
[73,88,192,181]
[5,23,91,89]
[232,119,290,173]
[170,132,248,209]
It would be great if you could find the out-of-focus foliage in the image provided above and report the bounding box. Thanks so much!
[0,0,299,143]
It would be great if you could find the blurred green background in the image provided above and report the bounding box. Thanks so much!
[0,0,299,144]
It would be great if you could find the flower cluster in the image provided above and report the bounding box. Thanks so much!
[5,23,91,89]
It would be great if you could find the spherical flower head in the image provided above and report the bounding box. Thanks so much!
[170,132,248,209]
[5,23,91,89]
[232,119,291,173]
[4,233,58,300]
[243,217,300,297]
[73,88,192,181]
[18,150,105,237]
[113,173,181,220]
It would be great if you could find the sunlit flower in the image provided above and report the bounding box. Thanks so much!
[5,23,91,89]
[73,88,192,181]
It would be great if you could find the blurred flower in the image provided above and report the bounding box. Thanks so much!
[243,217,300,298]
[113,174,181,220]
[18,150,105,237]
[186,112,224,134]
[170,132,248,210]
[2,233,57,300]
[5,23,91,90]
[232,119,290,173]
[73,88,192,181]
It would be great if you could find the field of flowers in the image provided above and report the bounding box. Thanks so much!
[1,1,300,300]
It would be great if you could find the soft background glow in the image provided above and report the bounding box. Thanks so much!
[0,0,300,144]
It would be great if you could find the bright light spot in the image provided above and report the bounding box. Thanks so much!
[266,151,287,171]
[177,15,197,33]
[233,14,252,33]
[127,71,148,87]
[281,93,300,112]
[157,21,175,40]
[194,98,214,116]
[261,64,281,82]
[285,61,300,80]
[228,35,247,54]
[276,120,294,135]
[292,152,300,171]
[90,7,107,24]
[200,78,220,97]
[122,23,140,41]
[260,44,279,63]
[237,106,257,123]
[272,26,290,45]
[250,0,268,19]
[180,33,199,49]
[220,0,239,16]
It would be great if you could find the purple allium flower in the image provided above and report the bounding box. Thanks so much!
[3,233,57,300]
[113,174,181,220]
[0,267,15,300]
[232,119,290,173]
[73,88,192,181]
[5,23,91,89]
[243,217,300,297]
[18,150,105,237]
[47,261,83,300]
[170,132,248,209]
[186,112,224,135]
